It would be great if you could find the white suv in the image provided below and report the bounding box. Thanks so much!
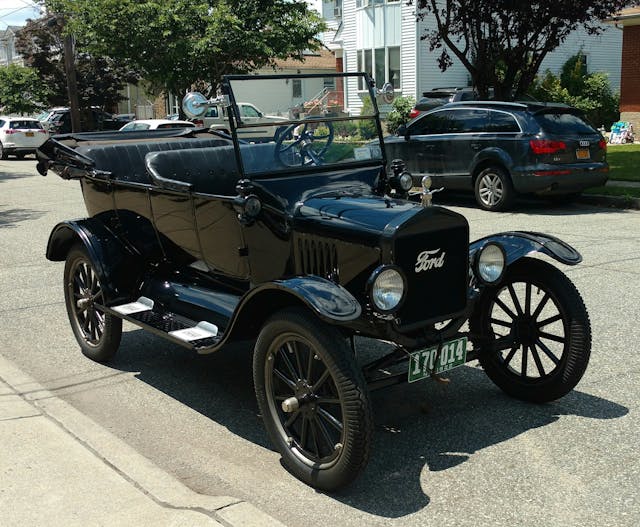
[193,102,285,141]
[0,117,50,159]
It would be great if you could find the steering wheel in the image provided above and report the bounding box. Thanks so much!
[275,119,334,167]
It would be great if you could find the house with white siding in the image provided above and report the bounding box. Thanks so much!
[0,25,24,66]
[320,1,622,114]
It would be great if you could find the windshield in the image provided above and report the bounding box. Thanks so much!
[224,73,385,177]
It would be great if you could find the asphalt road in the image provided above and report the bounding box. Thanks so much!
[1,158,639,527]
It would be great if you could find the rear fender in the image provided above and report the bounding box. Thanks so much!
[470,231,582,266]
[47,219,141,302]
[222,276,362,344]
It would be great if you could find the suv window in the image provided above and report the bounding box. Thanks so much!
[535,112,596,135]
[240,105,261,118]
[488,111,520,133]
[455,109,489,133]
[9,120,43,130]
[205,107,219,118]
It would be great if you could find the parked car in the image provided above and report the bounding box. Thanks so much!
[113,113,136,122]
[37,73,592,491]
[39,107,128,134]
[119,119,196,131]
[385,101,609,211]
[0,116,49,159]
[191,100,285,141]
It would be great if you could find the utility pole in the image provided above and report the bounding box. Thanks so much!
[63,31,81,132]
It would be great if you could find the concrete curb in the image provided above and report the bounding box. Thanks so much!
[0,355,285,527]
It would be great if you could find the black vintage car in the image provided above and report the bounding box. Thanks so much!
[37,73,591,491]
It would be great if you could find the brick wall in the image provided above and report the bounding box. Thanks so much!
[620,25,640,136]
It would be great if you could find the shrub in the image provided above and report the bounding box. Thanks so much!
[385,95,416,134]
[357,97,378,139]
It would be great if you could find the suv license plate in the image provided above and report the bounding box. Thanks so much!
[576,148,590,160]
[408,337,467,383]
[25,131,34,137]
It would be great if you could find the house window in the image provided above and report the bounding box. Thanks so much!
[357,46,401,90]
[323,77,336,90]
[292,79,302,98]
[356,0,398,6]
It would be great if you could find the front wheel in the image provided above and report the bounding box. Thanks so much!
[470,257,591,402]
[64,244,122,362]
[253,308,372,491]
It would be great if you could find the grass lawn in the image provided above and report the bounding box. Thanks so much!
[607,144,640,182]
[585,185,640,199]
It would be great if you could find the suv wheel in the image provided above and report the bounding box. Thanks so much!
[474,166,515,212]
[0,142,6,160]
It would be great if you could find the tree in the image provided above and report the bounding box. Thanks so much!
[530,55,620,129]
[413,0,635,99]
[15,16,140,110]
[0,64,50,115]
[46,0,326,97]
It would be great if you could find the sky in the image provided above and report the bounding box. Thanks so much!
[0,0,322,29]
[0,0,42,29]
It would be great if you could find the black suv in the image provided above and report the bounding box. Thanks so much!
[385,101,609,211]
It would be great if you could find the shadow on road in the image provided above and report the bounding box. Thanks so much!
[109,331,628,519]
[0,206,45,228]
[435,191,632,217]
[0,169,37,183]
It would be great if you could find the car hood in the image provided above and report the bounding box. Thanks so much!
[294,193,466,246]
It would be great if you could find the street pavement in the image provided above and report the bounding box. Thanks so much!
[1,157,639,526]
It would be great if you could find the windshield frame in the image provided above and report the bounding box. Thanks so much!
[221,72,387,179]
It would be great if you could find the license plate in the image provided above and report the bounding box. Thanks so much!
[408,337,467,383]
[25,131,34,137]
[576,148,590,160]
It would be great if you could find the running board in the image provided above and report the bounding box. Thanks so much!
[105,297,223,351]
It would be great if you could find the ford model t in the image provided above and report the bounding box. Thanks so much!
[37,73,591,491]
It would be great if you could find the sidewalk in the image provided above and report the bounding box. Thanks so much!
[0,355,284,527]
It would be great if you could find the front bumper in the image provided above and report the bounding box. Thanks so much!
[513,164,609,195]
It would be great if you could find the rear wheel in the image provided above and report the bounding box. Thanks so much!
[474,166,515,211]
[471,257,591,402]
[64,245,122,362]
[0,142,6,160]
[253,308,372,491]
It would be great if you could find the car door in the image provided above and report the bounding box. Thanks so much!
[388,110,451,177]
[438,108,490,189]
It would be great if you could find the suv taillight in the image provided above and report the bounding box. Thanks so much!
[598,139,607,150]
[5,129,16,135]
[529,139,567,155]
[193,119,204,126]
[408,109,420,119]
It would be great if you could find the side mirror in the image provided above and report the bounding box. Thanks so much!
[182,92,209,118]
[378,82,395,104]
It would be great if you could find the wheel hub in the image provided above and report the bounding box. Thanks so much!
[281,381,318,413]
[514,316,539,345]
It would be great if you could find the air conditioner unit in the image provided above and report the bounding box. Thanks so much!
[333,6,342,18]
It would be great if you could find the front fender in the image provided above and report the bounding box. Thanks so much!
[470,231,582,266]
[47,219,141,301]
[217,276,362,350]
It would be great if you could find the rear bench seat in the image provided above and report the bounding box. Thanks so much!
[75,138,231,184]
[144,143,277,196]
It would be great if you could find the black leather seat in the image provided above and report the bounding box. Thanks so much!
[145,146,241,195]
[76,138,230,184]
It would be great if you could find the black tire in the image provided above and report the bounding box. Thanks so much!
[470,257,591,403]
[64,244,122,362]
[16,153,26,160]
[0,142,6,160]
[253,308,372,491]
[474,166,515,211]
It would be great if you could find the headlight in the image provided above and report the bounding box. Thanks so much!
[474,243,506,284]
[370,266,406,313]
[399,172,413,191]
